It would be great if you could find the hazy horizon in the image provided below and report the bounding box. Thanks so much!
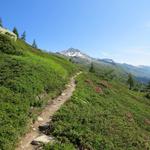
[56,47,150,67]
[1,0,150,66]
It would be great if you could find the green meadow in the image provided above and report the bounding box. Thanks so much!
[45,72,150,150]
[0,34,77,149]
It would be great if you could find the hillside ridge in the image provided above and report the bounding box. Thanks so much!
[0,34,77,149]
[59,48,150,83]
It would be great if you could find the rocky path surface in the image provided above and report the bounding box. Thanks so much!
[16,72,81,150]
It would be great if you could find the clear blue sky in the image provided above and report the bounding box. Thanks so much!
[1,0,150,66]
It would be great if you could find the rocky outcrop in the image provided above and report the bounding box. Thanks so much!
[0,27,17,41]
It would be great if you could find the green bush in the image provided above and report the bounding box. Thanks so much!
[145,92,150,99]
[43,142,75,150]
[0,34,23,55]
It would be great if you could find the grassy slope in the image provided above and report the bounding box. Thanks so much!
[45,72,150,150]
[0,34,77,150]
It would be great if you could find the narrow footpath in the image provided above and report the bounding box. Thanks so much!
[16,72,81,150]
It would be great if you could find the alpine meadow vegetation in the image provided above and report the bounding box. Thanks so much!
[45,72,150,150]
[0,34,77,149]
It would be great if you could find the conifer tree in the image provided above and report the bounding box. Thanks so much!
[32,39,38,48]
[13,27,19,38]
[146,81,150,90]
[145,81,150,99]
[127,73,134,90]
[0,18,3,27]
[21,31,26,41]
[89,63,95,73]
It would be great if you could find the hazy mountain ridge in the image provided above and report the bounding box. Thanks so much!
[59,48,150,83]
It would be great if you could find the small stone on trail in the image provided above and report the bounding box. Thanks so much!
[39,124,50,131]
[31,135,54,145]
[61,93,66,96]
[32,128,36,131]
[37,117,44,122]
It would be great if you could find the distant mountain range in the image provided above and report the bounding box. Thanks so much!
[58,48,150,83]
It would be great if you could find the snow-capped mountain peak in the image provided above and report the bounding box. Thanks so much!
[60,48,91,60]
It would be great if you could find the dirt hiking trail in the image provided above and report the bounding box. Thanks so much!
[16,72,81,150]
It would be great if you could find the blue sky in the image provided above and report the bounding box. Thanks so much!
[1,0,150,66]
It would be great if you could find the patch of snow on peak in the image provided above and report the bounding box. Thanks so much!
[60,48,92,60]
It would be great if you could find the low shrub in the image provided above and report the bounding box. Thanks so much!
[43,142,75,150]
[0,34,23,55]
[145,92,150,99]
